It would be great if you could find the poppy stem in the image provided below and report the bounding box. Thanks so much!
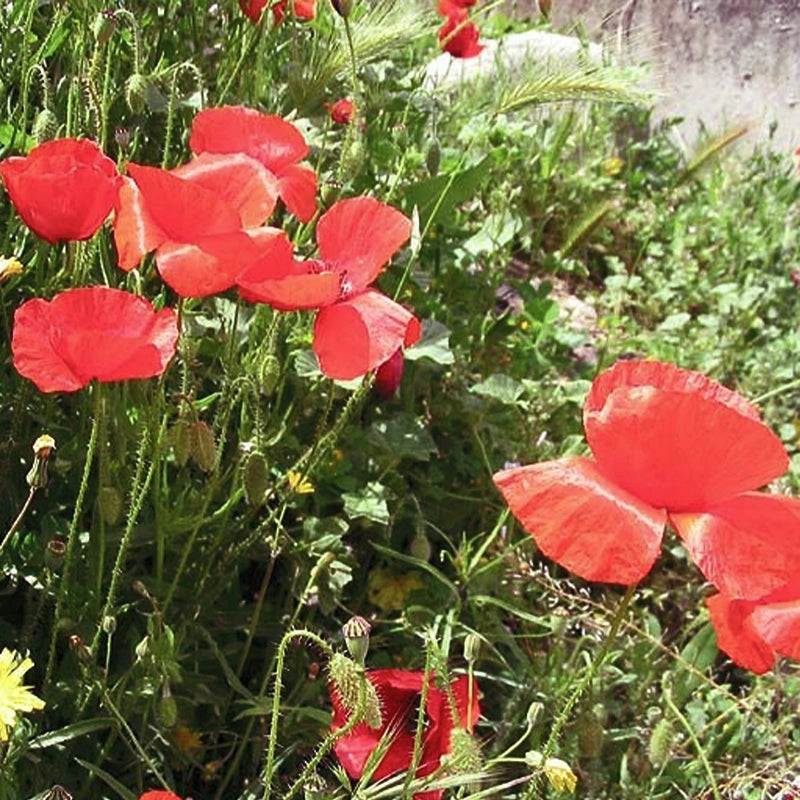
[0,487,37,558]
[753,376,800,404]
[262,629,336,800]
[522,584,636,799]
[44,387,103,691]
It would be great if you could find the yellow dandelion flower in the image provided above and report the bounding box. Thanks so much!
[174,724,203,755]
[601,155,624,177]
[367,566,423,611]
[0,648,45,741]
[543,757,577,793]
[287,470,314,494]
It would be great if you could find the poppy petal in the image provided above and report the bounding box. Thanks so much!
[126,163,241,242]
[173,152,279,227]
[113,177,168,271]
[584,360,788,511]
[189,106,309,174]
[671,493,800,600]
[493,456,666,584]
[316,197,411,290]
[276,163,318,223]
[12,287,179,393]
[236,237,342,309]
[313,290,421,380]
[751,591,800,662]
[706,593,775,674]
[157,228,287,298]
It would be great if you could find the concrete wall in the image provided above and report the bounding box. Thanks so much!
[523,0,800,151]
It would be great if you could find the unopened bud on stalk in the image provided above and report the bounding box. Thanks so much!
[525,701,544,728]
[125,73,149,114]
[102,615,117,636]
[330,0,353,17]
[69,635,92,666]
[27,434,55,489]
[342,615,371,666]
[44,538,66,572]
[158,682,178,727]
[92,10,117,44]
[32,109,58,144]
[445,727,483,774]
[328,652,382,729]
[463,633,481,664]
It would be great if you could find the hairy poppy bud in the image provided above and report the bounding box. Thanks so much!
[259,353,280,396]
[327,652,382,729]
[158,683,178,727]
[27,434,55,489]
[426,138,441,177]
[125,73,149,114]
[32,109,58,144]
[190,421,217,472]
[445,727,483,774]
[576,708,605,759]
[170,419,192,467]
[648,717,675,767]
[243,450,270,506]
[98,486,123,526]
[342,616,371,666]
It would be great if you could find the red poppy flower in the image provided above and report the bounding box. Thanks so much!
[272,0,317,23]
[189,106,317,223]
[139,793,182,800]
[706,583,800,674]
[375,348,405,398]
[437,0,477,16]
[113,153,287,297]
[438,10,484,59]
[331,669,480,799]
[12,287,179,393]
[237,196,420,380]
[0,138,121,244]
[494,360,789,585]
[326,98,356,125]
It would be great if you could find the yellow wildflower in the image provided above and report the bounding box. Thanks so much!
[601,155,624,177]
[0,648,45,741]
[526,751,578,794]
[287,470,314,494]
[0,256,23,284]
[174,724,203,755]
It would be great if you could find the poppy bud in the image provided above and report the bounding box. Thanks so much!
[426,138,441,177]
[342,615,371,666]
[44,538,66,572]
[374,348,404,399]
[27,434,55,489]
[525,701,544,727]
[135,635,150,660]
[190,421,217,472]
[648,717,675,767]
[102,615,117,635]
[114,126,131,149]
[32,109,58,144]
[158,683,178,727]
[92,10,117,44]
[576,708,605,759]
[327,652,382,729]
[445,727,483,774]
[125,73,149,114]
[409,528,431,561]
[97,486,123,526]
[170,419,192,467]
[330,0,352,17]
[463,633,481,663]
[258,353,280,396]
[243,450,270,506]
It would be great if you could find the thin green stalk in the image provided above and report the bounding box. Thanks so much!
[45,387,103,689]
[402,642,435,798]
[521,584,636,800]
[262,630,336,800]
[664,688,722,800]
[90,419,165,660]
[0,488,36,558]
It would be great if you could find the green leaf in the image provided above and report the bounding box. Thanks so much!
[404,156,491,226]
[470,374,526,405]
[367,414,437,462]
[405,320,455,365]
[75,758,137,800]
[28,718,113,749]
[343,482,391,525]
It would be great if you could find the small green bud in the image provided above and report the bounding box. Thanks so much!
[463,633,481,664]
[102,615,117,636]
[92,10,117,44]
[330,0,353,17]
[170,419,192,467]
[190,421,217,472]
[444,727,483,775]
[342,616,371,666]
[321,179,342,206]
[243,451,270,506]
[410,529,431,561]
[97,486,123,526]
[425,138,441,177]
[258,353,281,396]
[525,701,544,728]
[648,717,675,767]
[32,109,58,144]
[576,708,605,759]
[134,635,150,661]
[157,683,178,727]
[125,73,149,114]
[44,538,66,572]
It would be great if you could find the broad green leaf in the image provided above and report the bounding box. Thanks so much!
[470,374,526,405]
[343,482,390,525]
[367,414,437,461]
[405,320,455,365]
